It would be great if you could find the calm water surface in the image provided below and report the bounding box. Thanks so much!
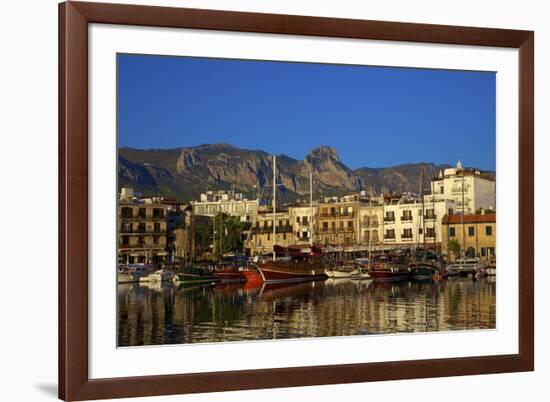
[118,277,496,346]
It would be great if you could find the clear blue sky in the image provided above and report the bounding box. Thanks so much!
[118,54,496,171]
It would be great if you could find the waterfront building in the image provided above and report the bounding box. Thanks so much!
[316,195,365,247]
[248,208,293,255]
[381,194,455,250]
[357,197,384,247]
[288,204,318,245]
[192,190,258,222]
[118,188,168,264]
[441,213,496,260]
[430,160,495,215]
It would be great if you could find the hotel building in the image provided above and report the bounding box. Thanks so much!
[118,188,168,264]
[381,194,455,249]
[192,190,258,222]
[430,161,495,215]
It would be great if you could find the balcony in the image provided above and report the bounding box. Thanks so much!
[424,214,437,221]
[384,234,396,240]
[401,233,413,239]
[384,217,395,223]
[400,216,413,222]
[320,213,336,218]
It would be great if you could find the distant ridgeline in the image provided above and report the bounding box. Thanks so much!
[118,143,492,202]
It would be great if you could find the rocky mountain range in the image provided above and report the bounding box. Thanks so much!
[118,143,456,202]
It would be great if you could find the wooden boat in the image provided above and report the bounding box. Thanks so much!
[175,266,221,284]
[256,245,327,284]
[214,270,247,284]
[369,254,412,282]
[409,262,441,280]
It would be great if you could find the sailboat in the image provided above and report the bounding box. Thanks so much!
[255,156,327,284]
[409,166,442,280]
[351,187,373,280]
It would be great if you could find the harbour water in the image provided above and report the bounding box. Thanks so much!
[118,277,496,347]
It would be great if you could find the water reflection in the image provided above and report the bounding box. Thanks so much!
[118,277,496,346]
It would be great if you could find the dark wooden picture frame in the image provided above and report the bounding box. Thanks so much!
[59,1,534,400]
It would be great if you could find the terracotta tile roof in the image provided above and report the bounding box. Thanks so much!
[442,214,496,224]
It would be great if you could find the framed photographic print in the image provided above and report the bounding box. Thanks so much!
[59,1,534,400]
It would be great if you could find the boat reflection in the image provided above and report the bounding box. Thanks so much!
[118,276,496,346]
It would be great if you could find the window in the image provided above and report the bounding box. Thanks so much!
[448,208,454,215]
[419,228,423,234]
[385,229,395,239]
[440,186,444,194]
[283,233,286,240]
[486,226,493,236]
[347,221,353,229]
[449,227,456,237]
[302,217,308,225]
[296,217,300,224]
[121,236,129,245]
[402,228,412,238]
[468,226,475,236]
[138,208,146,218]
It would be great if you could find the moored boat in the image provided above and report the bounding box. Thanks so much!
[409,262,441,280]
[255,245,327,284]
[446,258,485,276]
[117,264,155,283]
[175,266,221,284]
[369,254,412,282]
[139,269,174,283]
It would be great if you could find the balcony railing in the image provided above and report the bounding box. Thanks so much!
[384,234,396,239]
[400,216,413,222]
[425,232,436,238]
[384,217,395,223]
[424,214,437,220]
[401,233,413,239]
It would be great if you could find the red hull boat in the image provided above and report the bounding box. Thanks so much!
[255,245,327,284]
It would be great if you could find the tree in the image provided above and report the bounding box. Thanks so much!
[193,213,247,261]
[447,239,461,260]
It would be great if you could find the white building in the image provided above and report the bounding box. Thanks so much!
[382,194,455,249]
[430,161,495,214]
[192,190,258,222]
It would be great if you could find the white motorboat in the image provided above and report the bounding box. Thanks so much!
[139,269,174,283]
[446,258,486,276]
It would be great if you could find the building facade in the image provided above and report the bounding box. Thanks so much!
[357,199,384,246]
[316,195,364,247]
[381,194,455,249]
[430,161,496,215]
[288,204,318,245]
[118,200,168,265]
[248,209,293,255]
[192,190,258,222]
[441,214,496,260]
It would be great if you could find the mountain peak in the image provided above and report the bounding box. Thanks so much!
[307,146,340,162]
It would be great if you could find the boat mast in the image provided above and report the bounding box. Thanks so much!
[310,170,314,247]
[432,180,436,251]
[368,186,373,271]
[219,212,223,263]
[272,155,277,262]
[460,161,465,259]
[420,166,425,261]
